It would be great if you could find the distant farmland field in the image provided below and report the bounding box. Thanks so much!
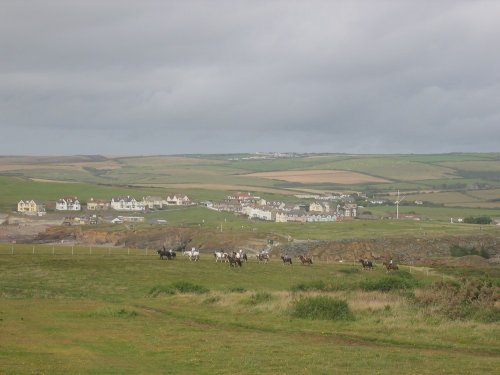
[247,170,389,184]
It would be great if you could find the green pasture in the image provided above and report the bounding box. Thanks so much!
[0,249,498,374]
[0,176,163,212]
[142,206,500,241]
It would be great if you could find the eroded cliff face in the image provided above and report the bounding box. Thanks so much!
[281,236,500,265]
[33,225,500,266]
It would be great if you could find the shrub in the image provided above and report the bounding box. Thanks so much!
[360,275,418,292]
[450,244,491,259]
[415,278,500,322]
[291,296,354,321]
[172,281,209,294]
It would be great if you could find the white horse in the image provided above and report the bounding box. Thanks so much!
[214,251,227,263]
[185,248,199,261]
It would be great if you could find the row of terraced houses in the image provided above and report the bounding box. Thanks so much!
[17,194,193,216]
[208,192,357,223]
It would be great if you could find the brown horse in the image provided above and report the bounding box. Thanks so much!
[256,253,269,263]
[298,255,313,265]
[281,255,292,265]
[383,261,399,271]
[358,259,373,270]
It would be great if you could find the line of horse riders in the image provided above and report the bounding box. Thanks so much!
[157,246,398,270]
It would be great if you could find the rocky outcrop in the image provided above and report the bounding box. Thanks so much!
[280,235,500,265]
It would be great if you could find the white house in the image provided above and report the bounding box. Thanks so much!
[56,197,81,211]
[111,196,145,211]
[242,206,274,221]
[142,196,164,209]
[17,200,46,216]
[86,198,110,211]
[166,194,192,206]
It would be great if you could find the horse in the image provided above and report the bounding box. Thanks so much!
[188,249,200,261]
[281,255,292,265]
[256,253,269,263]
[227,252,242,267]
[358,259,373,270]
[157,248,168,260]
[298,255,313,265]
[214,251,228,263]
[157,247,175,260]
[183,248,199,261]
[383,261,399,271]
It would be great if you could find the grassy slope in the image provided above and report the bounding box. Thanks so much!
[0,251,498,374]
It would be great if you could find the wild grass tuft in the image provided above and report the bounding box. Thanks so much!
[291,296,354,321]
[172,281,210,294]
[149,285,176,297]
[360,273,420,292]
[241,292,274,306]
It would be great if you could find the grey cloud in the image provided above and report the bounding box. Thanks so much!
[1,0,499,154]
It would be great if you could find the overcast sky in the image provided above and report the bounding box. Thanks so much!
[1,0,499,155]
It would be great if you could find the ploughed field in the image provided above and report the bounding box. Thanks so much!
[0,246,499,374]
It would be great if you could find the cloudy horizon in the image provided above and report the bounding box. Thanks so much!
[1,0,499,155]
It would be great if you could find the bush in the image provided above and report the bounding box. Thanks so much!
[172,281,209,294]
[463,216,492,224]
[450,244,491,259]
[360,275,419,292]
[291,296,354,321]
[415,278,500,322]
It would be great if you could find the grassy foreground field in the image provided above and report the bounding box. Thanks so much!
[1,247,499,374]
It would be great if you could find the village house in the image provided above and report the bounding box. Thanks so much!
[306,213,339,222]
[308,201,330,213]
[56,197,81,211]
[341,203,357,217]
[111,196,145,211]
[17,200,46,216]
[166,194,193,206]
[212,199,243,213]
[86,198,110,211]
[142,196,164,209]
[275,210,307,223]
[242,206,274,221]
[227,192,260,203]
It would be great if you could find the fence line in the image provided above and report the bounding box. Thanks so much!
[0,244,158,257]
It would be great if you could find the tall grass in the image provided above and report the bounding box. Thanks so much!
[291,296,354,320]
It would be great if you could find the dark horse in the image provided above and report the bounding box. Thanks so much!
[383,261,399,271]
[281,255,292,265]
[227,252,242,267]
[358,259,373,270]
[157,247,176,260]
[298,255,313,265]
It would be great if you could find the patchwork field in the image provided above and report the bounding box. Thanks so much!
[246,170,389,184]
